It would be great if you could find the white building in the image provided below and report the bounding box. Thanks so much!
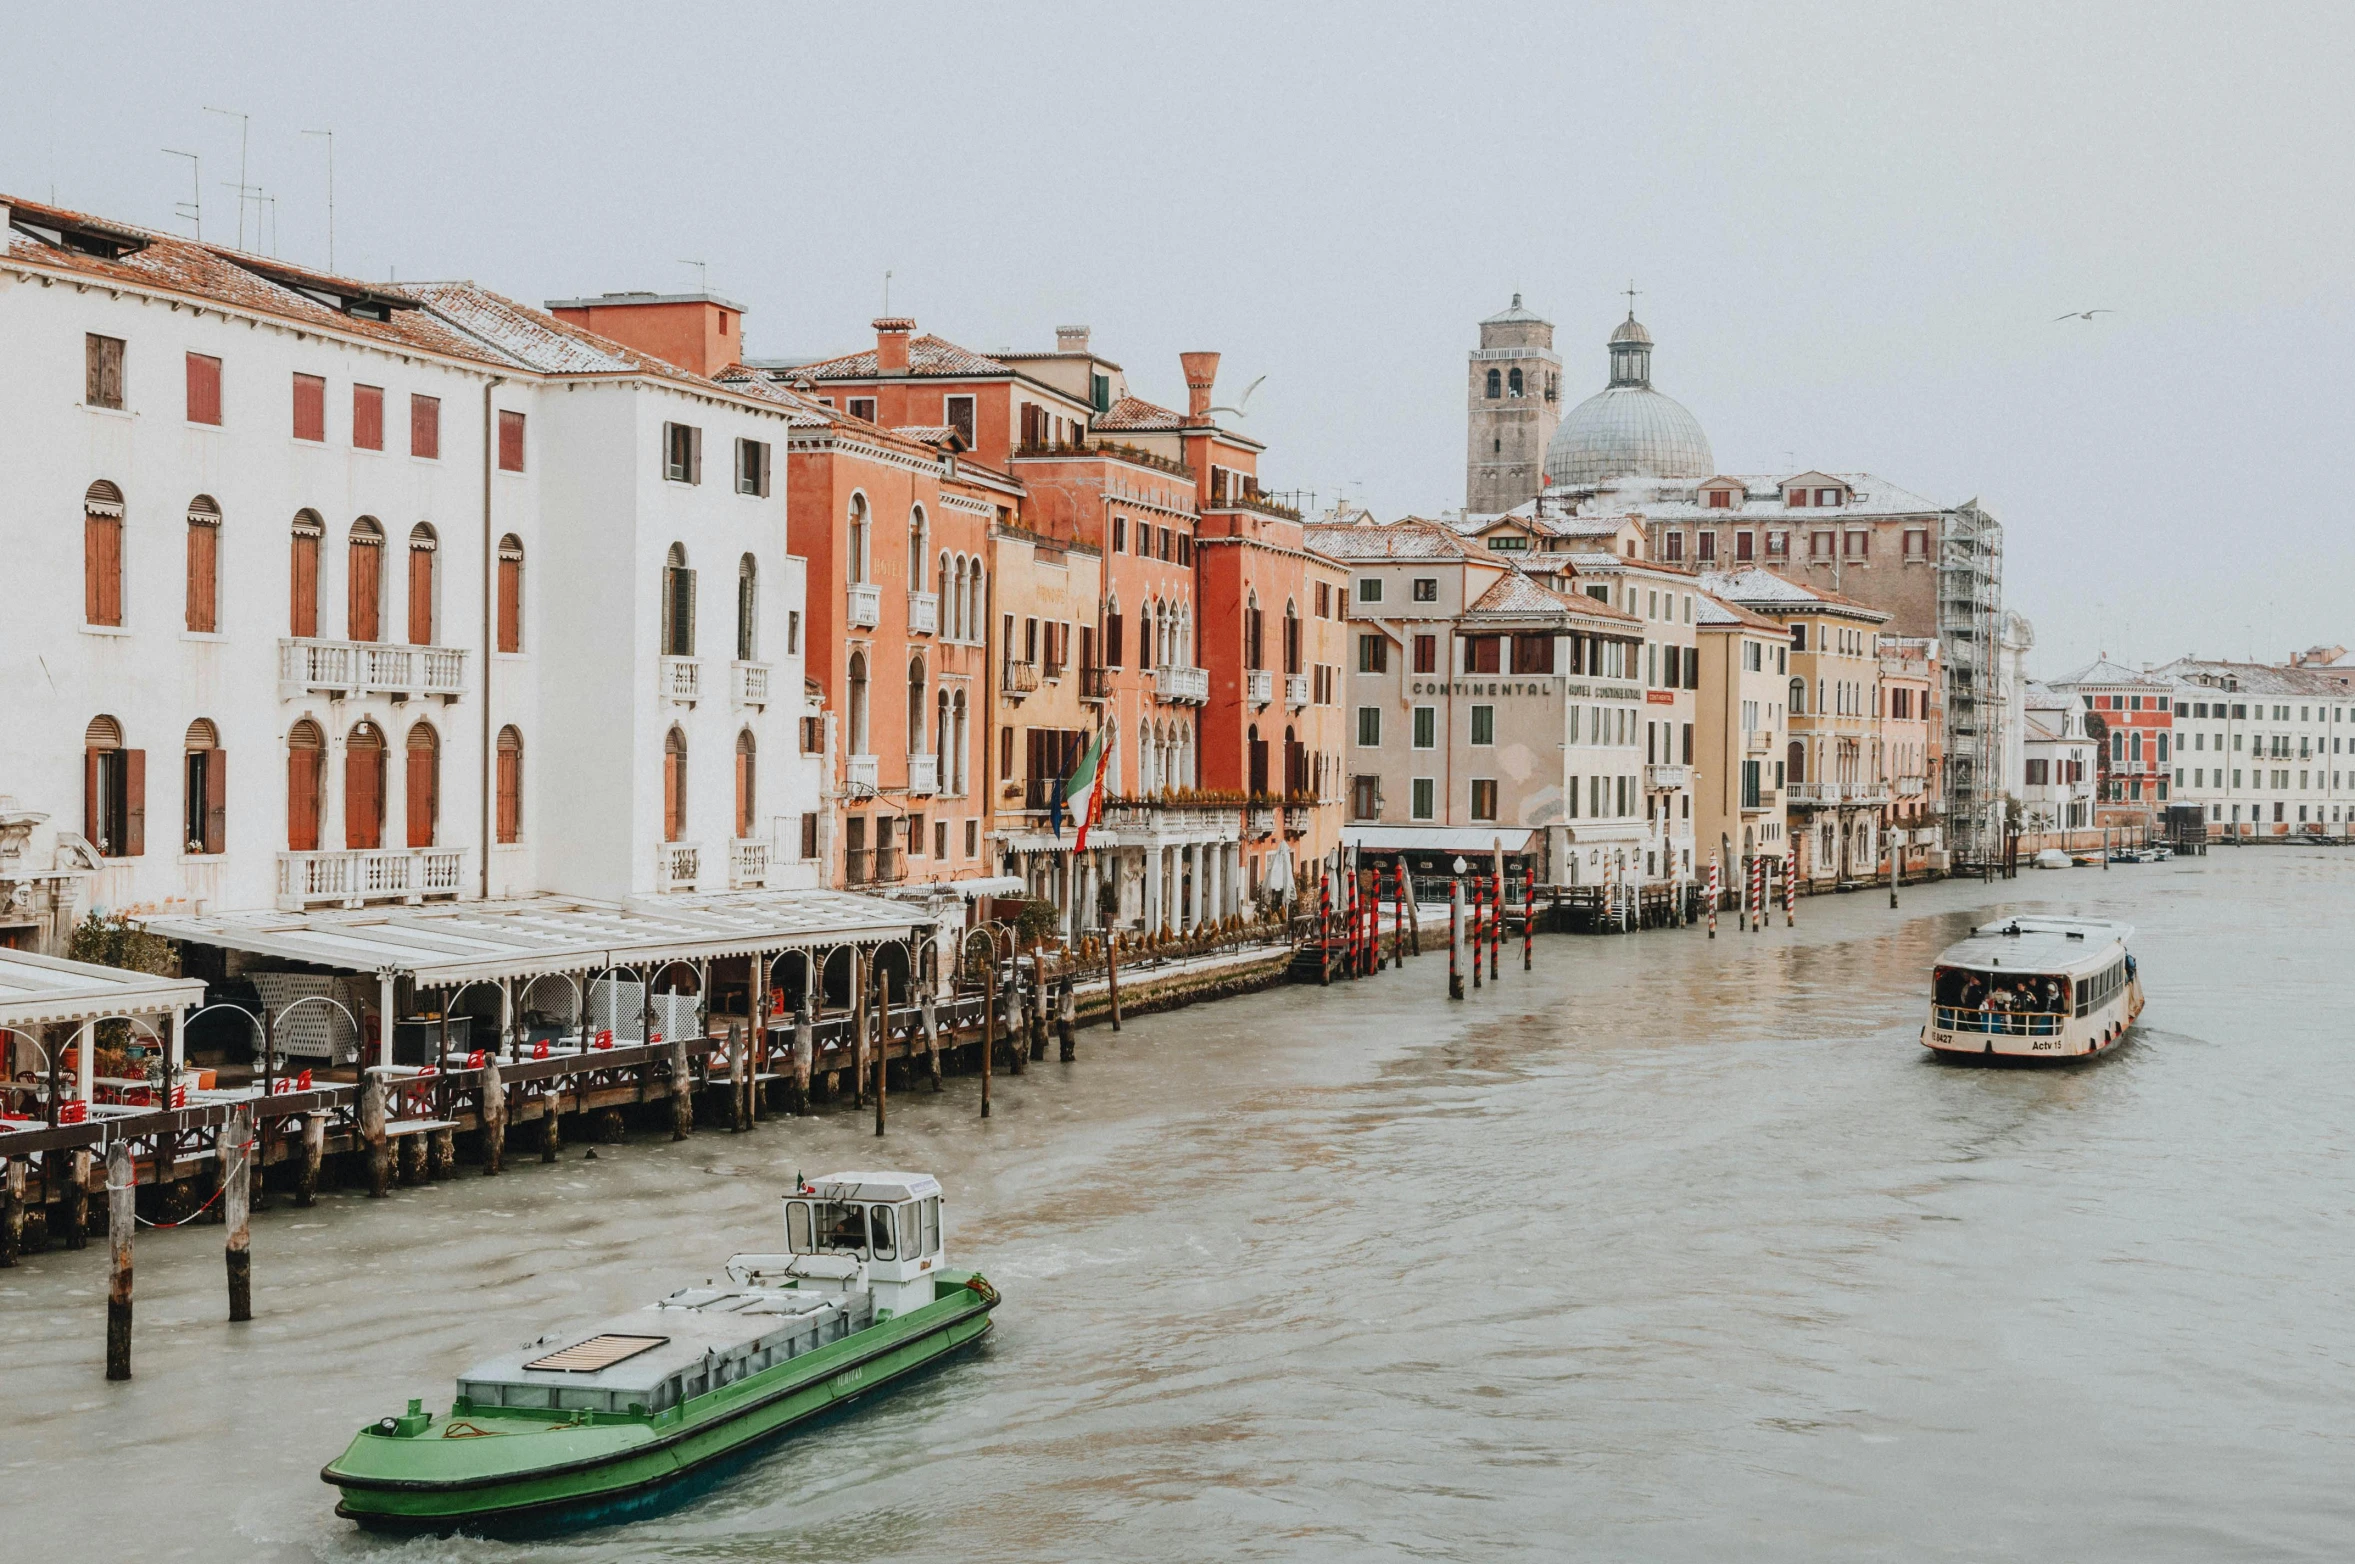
[2019,684,2096,831]
[0,195,820,952]
[2150,657,2355,836]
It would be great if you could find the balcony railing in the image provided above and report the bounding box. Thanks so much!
[729,837,768,889]
[844,848,872,885]
[731,659,770,709]
[1746,728,1773,753]
[1644,764,1690,790]
[278,638,468,702]
[657,841,701,893]
[1002,658,1040,695]
[1248,805,1276,837]
[276,847,465,910]
[1743,789,1779,813]
[1285,673,1310,709]
[1245,669,1274,707]
[1787,781,1841,805]
[909,753,939,795]
[1897,774,1926,796]
[1079,666,1110,700]
[846,754,878,793]
[661,655,702,706]
[907,590,939,636]
[1155,664,1209,704]
[847,582,882,628]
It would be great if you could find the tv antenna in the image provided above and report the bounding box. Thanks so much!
[678,258,707,292]
[162,149,201,238]
[302,130,334,272]
[202,107,250,250]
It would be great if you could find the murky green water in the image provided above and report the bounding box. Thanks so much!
[7,850,2351,1561]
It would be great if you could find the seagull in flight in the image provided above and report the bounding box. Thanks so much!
[2053,308,2118,322]
[1208,374,1267,419]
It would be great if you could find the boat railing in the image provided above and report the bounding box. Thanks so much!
[1935,1005,2064,1037]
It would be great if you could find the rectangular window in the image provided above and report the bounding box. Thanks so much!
[1414,634,1437,673]
[187,352,223,425]
[496,539,522,653]
[352,384,384,450]
[411,393,441,458]
[1412,577,1438,602]
[1736,530,1755,561]
[848,396,877,423]
[1112,516,1127,553]
[1470,778,1498,821]
[944,394,975,446]
[1664,532,1685,562]
[1809,531,1833,559]
[965,818,978,858]
[1357,707,1382,747]
[736,436,770,495]
[86,334,125,409]
[1350,774,1381,820]
[1697,531,1717,562]
[1413,707,1436,748]
[292,372,326,441]
[1471,706,1495,745]
[664,422,702,483]
[1512,634,1555,674]
[1315,582,1332,618]
[1411,777,1435,819]
[1357,576,1383,604]
[1358,634,1389,674]
[1708,489,1732,509]
[1465,636,1501,674]
[497,409,527,472]
[800,812,821,859]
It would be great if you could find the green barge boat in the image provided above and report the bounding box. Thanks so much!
[324,1171,996,1534]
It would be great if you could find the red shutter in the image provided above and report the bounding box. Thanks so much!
[349,537,381,642]
[497,553,521,653]
[352,385,384,450]
[185,519,218,633]
[406,737,437,847]
[292,373,326,441]
[290,529,320,638]
[122,749,145,857]
[663,750,684,843]
[287,747,320,851]
[498,409,525,472]
[735,746,753,838]
[496,737,520,844]
[86,513,123,626]
[411,394,440,458]
[345,744,381,850]
[186,353,222,425]
[408,542,434,645]
[203,748,228,855]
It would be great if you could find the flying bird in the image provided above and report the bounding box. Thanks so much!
[1208,374,1267,419]
[2053,309,2118,322]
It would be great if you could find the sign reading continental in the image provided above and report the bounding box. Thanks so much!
[1408,680,1642,700]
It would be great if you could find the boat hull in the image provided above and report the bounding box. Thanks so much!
[325,1275,995,1535]
[1922,979,2144,1061]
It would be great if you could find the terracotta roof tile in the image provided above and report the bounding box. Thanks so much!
[1093,394,1185,432]
[793,333,1011,380]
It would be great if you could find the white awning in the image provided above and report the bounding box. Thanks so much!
[140,890,931,987]
[0,948,206,1031]
[1338,826,1538,855]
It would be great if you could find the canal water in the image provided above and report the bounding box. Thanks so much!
[7,850,2353,1561]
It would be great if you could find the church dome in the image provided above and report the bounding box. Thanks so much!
[1544,312,1713,488]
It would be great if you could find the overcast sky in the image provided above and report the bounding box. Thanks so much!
[10,3,2350,676]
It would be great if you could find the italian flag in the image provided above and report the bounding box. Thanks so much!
[1065,727,1112,852]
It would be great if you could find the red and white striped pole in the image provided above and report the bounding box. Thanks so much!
[1522,865,1535,970]
[1784,852,1796,926]
[1707,851,1719,939]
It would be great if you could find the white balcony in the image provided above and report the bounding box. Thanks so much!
[1644,764,1690,791]
[1245,669,1274,707]
[661,655,702,706]
[729,837,769,889]
[1155,664,1209,704]
[1285,673,1310,709]
[1248,805,1276,837]
[907,590,939,636]
[1003,659,1040,696]
[846,753,879,793]
[657,841,701,893]
[1746,728,1773,753]
[278,638,467,702]
[1897,774,1926,796]
[847,582,882,628]
[277,847,464,910]
[731,659,770,709]
[1787,781,1841,805]
[908,753,939,795]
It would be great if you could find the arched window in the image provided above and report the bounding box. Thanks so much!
[1282,599,1300,675]
[185,495,222,633]
[497,535,524,653]
[952,690,969,793]
[345,720,386,849]
[1485,368,1502,399]
[936,688,952,774]
[347,517,385,642]
[735,730,757,839]
[183,718,224,855]
[737,553,758,661]
[906,656,928,753]
[290,510,324,638]
[662,543,695,657]
[83,714,140,857]
[407,523,437,645]
[1787,739,1806,785]
[848,493,870,584]
[1135,719,1150,797]
[663,728,688,842]
[968,567,985,645]
[1139,599,1156,671]
[1247,721,1266,797]
[287,719,324,851]
[909,505,928,590]
[846,651,870,756]
[405,722,440,847]
[1244,591,1264,671]
[495,726,523,844]
[84,480,125,628]
[1508,367,1524,397]
[949,556,966,639]
[1788,677,1806,716]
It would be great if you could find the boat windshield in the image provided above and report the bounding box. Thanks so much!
[784,1199,873,1257]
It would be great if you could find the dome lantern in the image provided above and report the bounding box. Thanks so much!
[1542,307,1712,489]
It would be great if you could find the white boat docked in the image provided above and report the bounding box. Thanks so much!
[1923,916,2143,1061]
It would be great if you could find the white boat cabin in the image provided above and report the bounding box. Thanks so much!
[1925,916,2141,1060]
[774,1171,947,1318]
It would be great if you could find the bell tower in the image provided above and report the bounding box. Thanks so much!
[1465,294,1560,515]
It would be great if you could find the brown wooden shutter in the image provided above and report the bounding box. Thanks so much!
[496,732,521,844]
[86,512,123,627]
[498,409,525,472]
[411,394,440,458]
[349,535,381,642]
[663,748,684,842]
[185,516,219,633]
[345,740,382,849]
[290,526,320,638]
[735,745,753,838]
[689,426,702,486]
[352,385,384,450]
[292,373,326,441]
[497,550,521,653]
[203,749,227,854]
[407,539,434,645]
[84,749,101,847]
[186,353,222,425]
[122,749,145,857]
[406,733,437,847]
[287,745,320,851]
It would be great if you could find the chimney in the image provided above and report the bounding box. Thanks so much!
[875,316,915,374]
[1056,325,1091,354]
[1180,351,1220,421]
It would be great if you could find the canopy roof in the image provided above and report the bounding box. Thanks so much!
[0,948,206,1031]
[141,891,929,986]
[1339,826,1538,855]
[1939,917,2134,977]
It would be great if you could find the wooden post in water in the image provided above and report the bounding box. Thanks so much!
[874,970,889,1138]
[1890,833,1900,909]
[296,1117,323,1206]
[667,1036,691,1142]
[482,1053,507,1172]
[1011,953,1032,1074]
[1317,870,1332,986]
[921,987,942,1090]
[1524,866,1535,971]
[1,1157,22,1267]
[1707,850,1719,939]
[981,957,996,1119]
[223,1103,253,1322]
[794,995,814,1115]
[1100,883,1123,1031]
[361,1073,390,1197]
[1449,879,1465,1000]
[1784,854,1796,927]
[63,1148,91,1248]
[729,1020,748,1134]
[540,1088,561,1163]
[105,1139,133,1380]
[851,950,869,1108]
[1027,951,1048,1064]
[1057,970,1075,1062]
[1489,873,1502,981]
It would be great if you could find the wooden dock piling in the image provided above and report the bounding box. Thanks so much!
[223,1104,252,1322]
[482,1055,507,1172]
[667,1038,691,1142]
[874,972,889,1138]
[361,1075,390,1198]
[921,990,942,1089]
[793,997,814,1115]
[64,1148,91,1248]
[1449,880,1465,1000]
[105,1140,133,1381]
[1057,972,1075,1062]
[2,1157,22,1267]
[540,1094,560,1163]
[728,1021,748,1133]
[296,1117,323,1205]
[981,961,996,1119]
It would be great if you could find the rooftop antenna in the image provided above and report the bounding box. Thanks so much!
[203,107,249,250]
[162,149,202,238]
[302,129,334,272]
[261,191,278,257]
[678,258,707,293]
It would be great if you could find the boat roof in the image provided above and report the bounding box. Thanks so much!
[799,1171,941,1203]
[461,1287,842,1397]
[1938,917,2134,975]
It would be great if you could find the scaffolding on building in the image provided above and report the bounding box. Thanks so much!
[1938,501,2005,865]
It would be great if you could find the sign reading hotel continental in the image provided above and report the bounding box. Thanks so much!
[1410,679,1644,700]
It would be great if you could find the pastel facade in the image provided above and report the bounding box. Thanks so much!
[2147,657,2355,835]
[1692,594,1791,878]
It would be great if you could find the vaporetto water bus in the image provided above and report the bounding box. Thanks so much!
[323,1171,997,1534]
[1923,917,2142,1061]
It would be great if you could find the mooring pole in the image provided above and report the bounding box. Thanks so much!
[0,1156,20,1268]
[1784,854,1795,926]
[1523,866,1535,970]
[1057,971,1076,1062]
[1448,879,1464,1000]
[1890,831,1900,909]
[921,986,942,1089]
[875,970,889,1139]
[981,958,996,1120]
[1469,876,1482,991]
[1028,951,1048,1063]
[223,1104,253,1322]
[360,1072,390,1198]
[1318,871,1332,986]
[105,1139,133,1380]
[665,1035,689,1143]
[1100,883,1123,1031]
